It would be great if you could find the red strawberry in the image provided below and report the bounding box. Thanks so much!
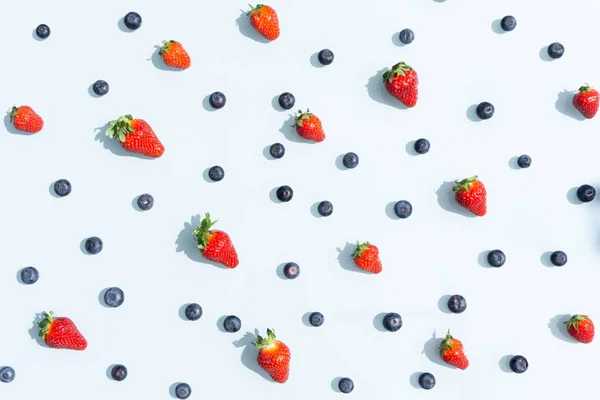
[573,84,599,119]
[10,105,44,133]
[382,62,419,107]
[439,330,469,370]
[159,40,191,70]
[253,329,290,383]
[566,314,595,344]
[193,213,239,268]
[293,109,325,142]
[246,4,280,41]
[453,176,487,216]
[352,242,382,274]
[37,311,87,350]
[107,114,165,158]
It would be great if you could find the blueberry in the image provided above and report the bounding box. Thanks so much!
[209,92,226,109]
[338,377,354,394]
[414,138,430,154]
[85,237,103,255]
[577,184,596,202]
[278,92,295,110]
[269,143,285,159]
[447,294,467,314]
[309,312,324,327]
[123,12,142,30]
[36,24,50,39]
[500,16,517,32]
[517,155,531,168]
[92,80,109,96]
[283,262,300,279]
[509,355,528,373]
[399,28,415,44]
[208,166,224,182]
[175,383,192,399]
[184,303,203,321]
[476,102,495,120]
[394,200,413,219]
[317,201,333,217]
[382,312,402,332]
[547,42,564,59]
[104,287,125,308]
[318,49,334,65]
[550,251,567,266]
[20,266,39,285]
[276,185,293,202]
[54,179,71,197]
[418,372,436,390]
[342,152,359,169]
[487,249,506,267]
[0,366,15,383]
[223,315,241,333]
[137,193,154,210]
[111,364,128,381]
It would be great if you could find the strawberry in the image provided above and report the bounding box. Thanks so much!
[352,242,382,274]
[158,40,191,70]
[566,314,595,344]
[107,114,165,158]
[293,109,325,142]
[453,176,487,216]
[253,329,290,383]
[193,213,239,268]
[382,62,419,107]
[573,84,599,119]
[246,4,280,41]
[439,330,469,370]
[37,311,87,351]
[10,106,43,133]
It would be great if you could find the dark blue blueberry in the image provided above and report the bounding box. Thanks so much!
[500,16,517,31]
[276,185,293,202]
[382,312,402,332]
[447,294,467,313]
[93,80,109,96]
[517,155,531,168]
[476,102,495,120]
[278,92,295,110]
[54,179,71,197]
[36,24,50,39]
[309,312,324,327]
[487,249,506,267]
[414,138,430,154]
[283,262,300,279]
[269,143,285,159]
[547,42,564,59]
[85,237,103,255]
[342,152,359,169]
[209,92,226,109]
[399,29,415,44]
[175,383,191,399]
[137,193,154,210]
[577,184,595,202]
[509,355,528,373]
[111,364,128,381]
[0,366,15,383]
[20,266,39,285]
[317,201,333,217]
[223,315,241,333]
[208,166,224,182]
[318,49,334,65]
[184,303,203,321]
[550,251,567,266]
[394,200,412,219]
[123,12,142,30]
[338,377,354,393]
[104,287,124,308]
[418,372,436,389]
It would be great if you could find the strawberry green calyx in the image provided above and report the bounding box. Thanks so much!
[107,114,135,143]
[158,40,175,56]
[382,62,413,83]
[579,84,592,93]
[9,106,19,122]
[292,109,312,128]
[352,241,370,259]
[566,314,588,330]
[193,213,218,250]
[439,330,456,352]
[38,311,55,340]
[246,4,265,16]
[452,176,478,192]
[253,328,276,349]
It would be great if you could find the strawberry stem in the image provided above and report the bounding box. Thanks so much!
[352,241,370,259]
[37,311,54,340]
[439,330,456,351]
[193,213,218,250]
[107,115,135,143]
[253,328,276,349]
[292,109,312,128]
[565,314,587,330]
[246,4,265,16]
[452,176,478,192]
[579,84,592,93]
[159,40,175,56]
[382,62,413,83]
[9,106,19,123]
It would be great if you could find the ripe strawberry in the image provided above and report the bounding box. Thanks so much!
[566,314,595,343]
[382,62,419,107]
[158,40,191,70]
[293,109,325,142]
[10,106,44,133]
[107,114,165,158]
[37,311,87,350]
[253,329,290,383]
[439,330,469,370]
[246,4,280,41]
[352,242,382,274]
[573,84,599,119]
[453,176,487,216]
[193,213,239,268]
